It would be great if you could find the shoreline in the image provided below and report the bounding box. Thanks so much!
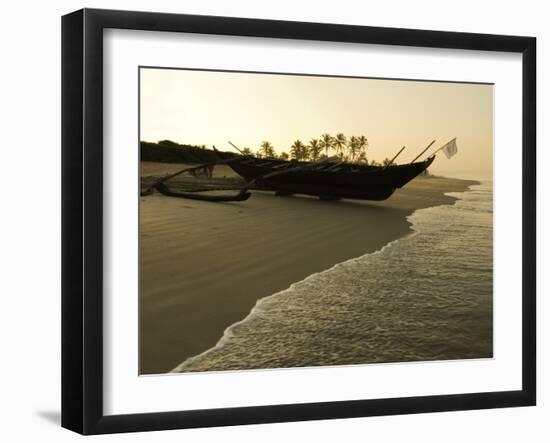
[140,169,477,374]
[172,228,414,373]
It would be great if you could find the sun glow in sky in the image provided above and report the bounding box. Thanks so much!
[140,67,493,179]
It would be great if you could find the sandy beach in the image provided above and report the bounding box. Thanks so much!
[140,162,476,374]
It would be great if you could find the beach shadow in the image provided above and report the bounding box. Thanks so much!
[36,410,61,426]
[275,192,404,213]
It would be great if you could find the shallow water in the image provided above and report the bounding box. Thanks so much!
[173,181,493,372]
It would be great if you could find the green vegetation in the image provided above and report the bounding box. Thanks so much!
[257,141,276,159]
[288,133,370,163]
[140,140,237,163]
[246,132,371,163]
[320,133,334,158]
[308,139,322,161]
[333,133,346,158]
[290,140,308,160]
[141,133,374,165]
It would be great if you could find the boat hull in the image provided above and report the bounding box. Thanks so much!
[257,180,395,200]
[217,153,434,201]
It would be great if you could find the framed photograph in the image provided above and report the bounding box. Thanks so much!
[62,8,536,435]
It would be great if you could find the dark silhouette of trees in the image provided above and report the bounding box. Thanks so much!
[333,133,347,159]
[357,136,369,161]
[259,141,276,158]
[347,136,359,161]
[320,133,334,158]
[290,140,309,160]
[249,133,371,163]
[308,138,322,161]
[158,139,179,147]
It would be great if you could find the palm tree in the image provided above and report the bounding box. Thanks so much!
[357,135,369,162]
[241,147,253,156]
[308,138,322,161]
[347,136,359,162]
[320,133,333,157]
[279,152,290,160]
[333,133,347,159]
[382,157,393,167]
[290,140,308,160]
[259,141,276,158]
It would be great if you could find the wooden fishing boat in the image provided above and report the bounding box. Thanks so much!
[215,151,435,201]
[142,139,455,202]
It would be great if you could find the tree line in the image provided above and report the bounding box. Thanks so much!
[144,137,401,167]
[243,133,391,165]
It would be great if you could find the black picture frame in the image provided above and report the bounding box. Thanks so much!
[62,8,536,435]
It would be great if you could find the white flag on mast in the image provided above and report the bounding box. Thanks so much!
[441,138,458,159]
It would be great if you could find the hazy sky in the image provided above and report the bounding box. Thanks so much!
[140,68,493,178]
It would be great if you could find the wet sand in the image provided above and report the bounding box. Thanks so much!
[140,163,476,374]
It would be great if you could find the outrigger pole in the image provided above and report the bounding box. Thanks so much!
[141,155,244,196]
[409,139,436,164]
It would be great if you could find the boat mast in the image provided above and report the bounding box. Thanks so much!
[384,146,406,168]
[409,140,436,164]
[228,141,245,155]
